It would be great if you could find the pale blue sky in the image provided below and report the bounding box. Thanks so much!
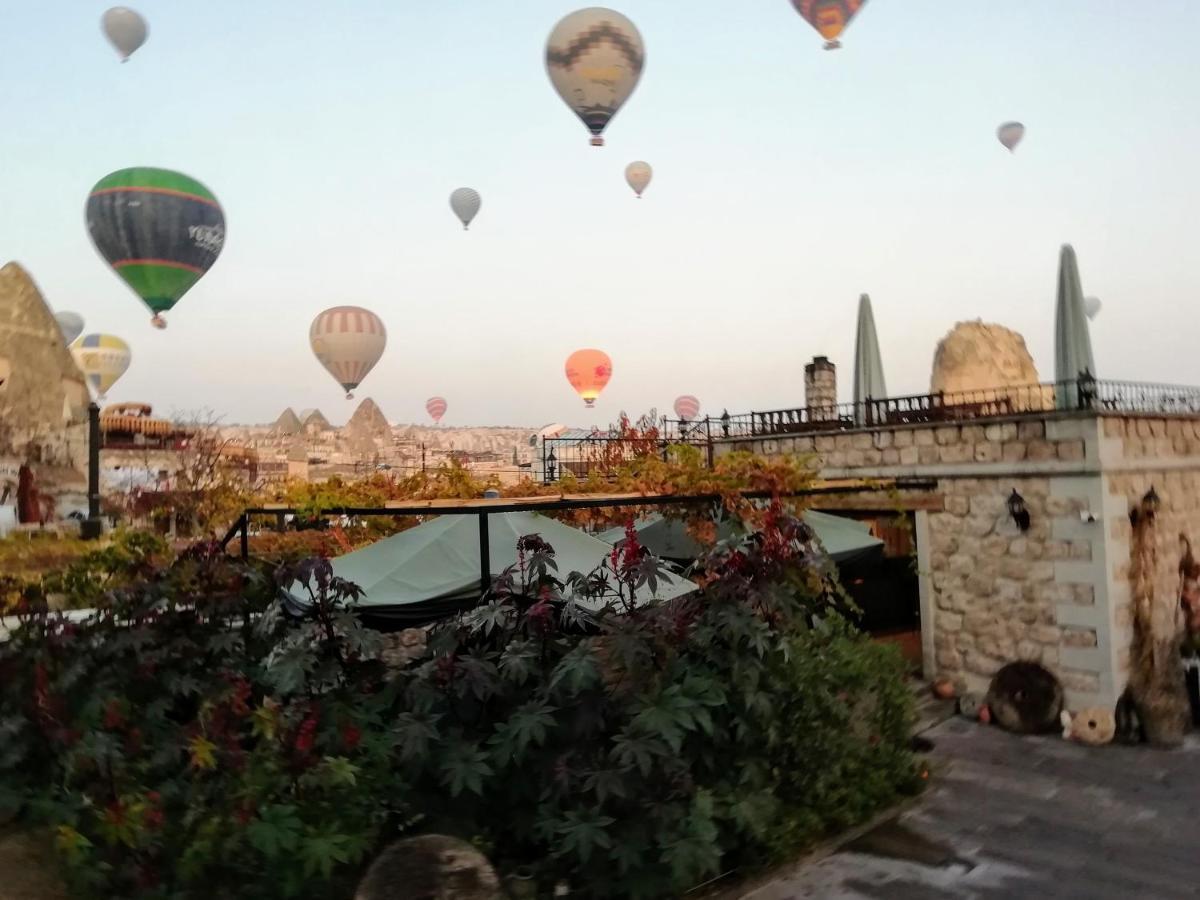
[2,1,1198,426]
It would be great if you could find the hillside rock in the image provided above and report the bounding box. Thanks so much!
[346,398,390,438]
[300,409,332,434]
[271,407,301,435]
[931,321,1040,395]
[0,263,89,471]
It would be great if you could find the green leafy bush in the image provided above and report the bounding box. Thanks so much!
[0,510,919,898]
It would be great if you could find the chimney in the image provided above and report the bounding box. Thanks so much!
[804,356,837,421]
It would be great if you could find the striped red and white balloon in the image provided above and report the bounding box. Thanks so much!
[426,396,448,424]
[673,395,701,421]
[309,306,387,399]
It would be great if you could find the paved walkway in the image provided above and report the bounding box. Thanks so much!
[740,717,1200,899]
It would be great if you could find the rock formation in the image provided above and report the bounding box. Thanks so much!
[0,263,89,471]
[931,321,1040,396]
[300,409,332,434]
[271,407,301,435]
[345,398,390,439]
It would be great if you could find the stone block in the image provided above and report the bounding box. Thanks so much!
[944,496,969,516]
[852,432,873,450]
[794,437,815,452]
[825,452,847,468]
[1000,558,1029,580]
[1068,540,1092,561]
[873,431,894,449]
[948,554,974,575]
[1059,668,1100,694]
[845,450,865,467]
[1017,640,1041,660]
[1002,442,1028,463]
[963,651,1003,677]
[762,440,778,455]
[919,446,940,465]
[936,648,963,669]
[1040,646,1061,667]
[1103,418,1125,438]
[1031,624,1061,645]
[995,578,1023,603]
[882,448,900,465]
[1018,421,1045,440]
[899,446,919,466]
[969,494,1006,517]
[962,515,995,538]
[939,611,963,632]
[962,425,986,443]
[1045,540,1070,560]
[940,443,973,464]
[1057,440,1085,462]
[893,430,914,448]
[982,535,1009,557]
[935,426,961,446]
[936,590,955,611]
[1073,584,1095,606]
[861,449,883,465]
[1027,440,1056,461]
[985,423,1019,442]
[1027,561,1054,583]
[974,442,1002,463]
[815,436,836,452]
[966,572,995,595]
[1062,627,1097,648]
[915,429,936,447]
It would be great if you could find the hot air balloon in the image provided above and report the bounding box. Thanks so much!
[674,395,701,421]
[791,0,866,50]
[310,307,387,399]
[71,334,131,400]
[565,349,612,408]
[86,167,225,329]
[101,7,147,62]
[450,189,481,230]
[426,396,448,424]
[997,122,1025,152]
[625,161,652,198]
[1085,297,1102,321]
[54,312,85,346]
[546,8,645,147]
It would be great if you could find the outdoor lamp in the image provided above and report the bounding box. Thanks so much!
[1008,489,1031,532]
[721,409,731,438]
[546,449,557,483]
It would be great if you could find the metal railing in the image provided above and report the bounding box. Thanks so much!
[540,378,1200,481]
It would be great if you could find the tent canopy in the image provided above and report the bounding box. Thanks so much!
[291,511,696,627]
[853,293,888,425]
[599,510,883,565]
[1054,244,1097,408]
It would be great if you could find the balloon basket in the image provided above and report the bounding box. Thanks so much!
[345,392,355,400]
[823,40,842,50]
[150,315,167,330]
[584,400,596,408]
[590,136,605,147]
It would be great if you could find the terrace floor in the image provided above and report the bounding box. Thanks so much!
[737,717,1200,899]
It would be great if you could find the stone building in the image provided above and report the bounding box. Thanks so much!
[715,356,1200,712]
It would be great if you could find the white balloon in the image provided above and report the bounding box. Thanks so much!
[546,8,645,146]
[997,121,1025,152]
[450,188,481,230]
[54,312,85,346]
[1084,296,1102,320]
[625,161,652,198]
[102,7,148,62]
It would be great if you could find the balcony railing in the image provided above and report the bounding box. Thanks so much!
[540,379,1200,482]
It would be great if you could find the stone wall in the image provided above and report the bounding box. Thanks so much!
[715,413,1131,709]
[1098,417,1200,692]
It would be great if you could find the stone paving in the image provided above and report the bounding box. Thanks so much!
[739,717,1200,899]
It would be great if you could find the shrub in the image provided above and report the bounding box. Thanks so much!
[0,510,919,899]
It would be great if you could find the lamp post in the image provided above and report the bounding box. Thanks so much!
[81,402,103,540]
[545,449,557,484]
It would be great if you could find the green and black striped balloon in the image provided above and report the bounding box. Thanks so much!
[86,167,225,328]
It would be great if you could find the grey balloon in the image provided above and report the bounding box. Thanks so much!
[102,7,148,62]
[450,188,481,231]
[54,311,85,346]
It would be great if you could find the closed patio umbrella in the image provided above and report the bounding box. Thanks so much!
[1054,245,1097,408]
[853,294,888,425]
